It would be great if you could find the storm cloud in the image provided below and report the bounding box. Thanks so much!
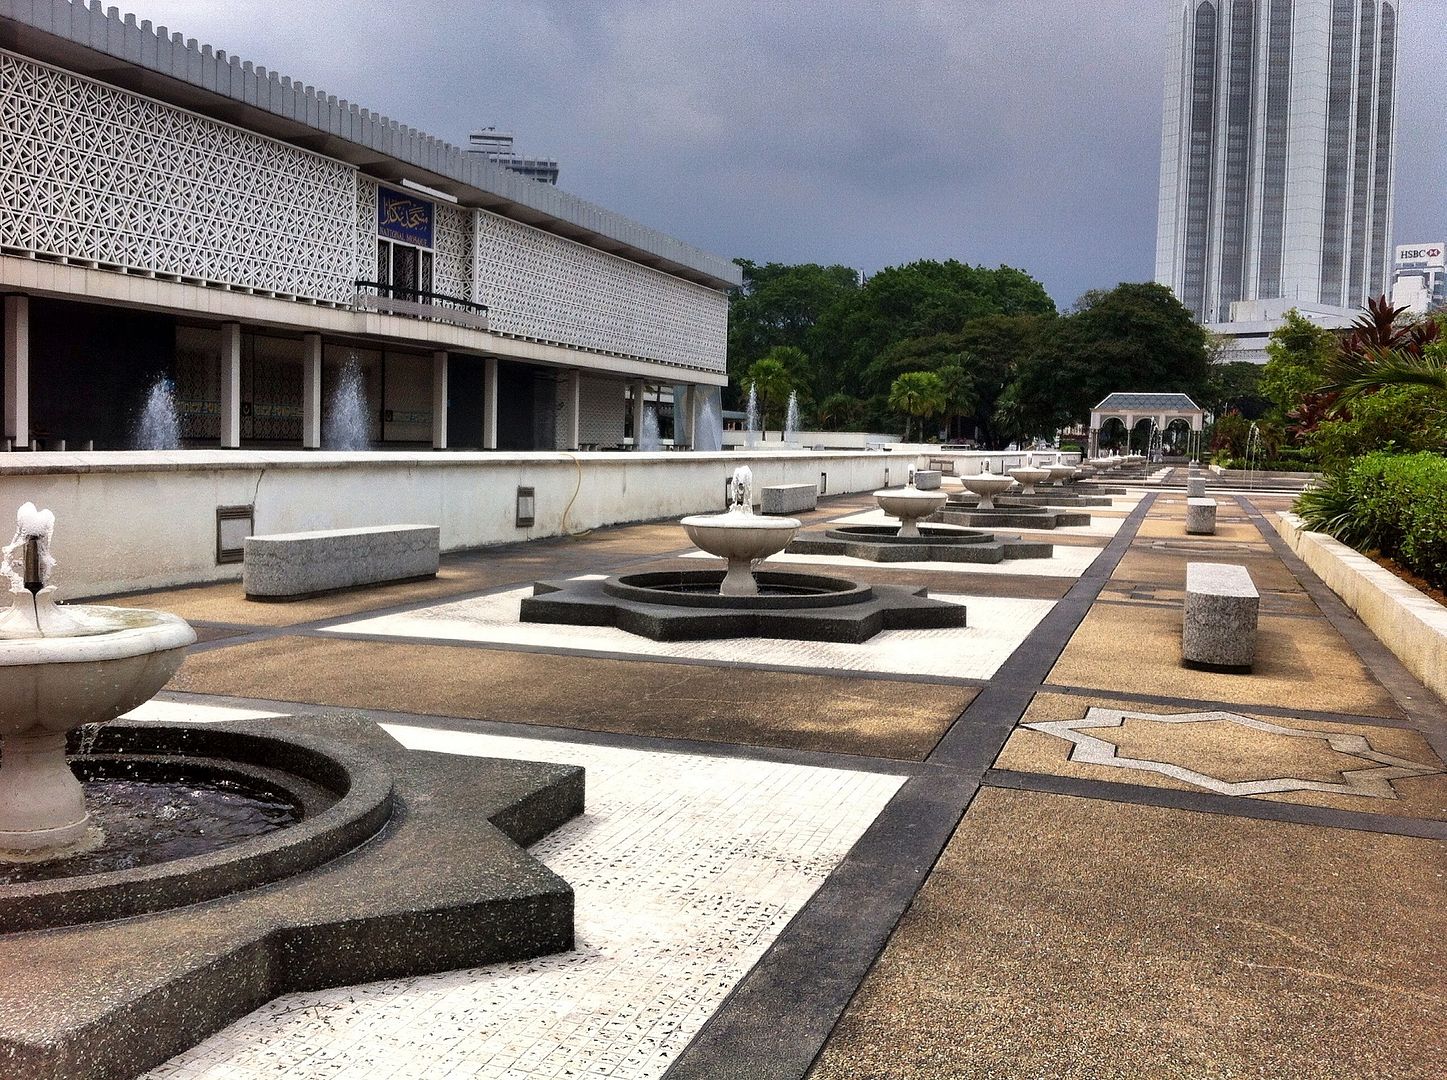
[133,0,1445,308]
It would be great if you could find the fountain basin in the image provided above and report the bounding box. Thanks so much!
[959,475,1016,510]
[0,721,389,930]
[522,571,966,642]
[874,486,949,537]
[1045,464,1077,485]
[789,524,1052,564]
[681,512,801,596]
[1008,467,1051,494]
[934,504,1092,530]
[0,607,195,856]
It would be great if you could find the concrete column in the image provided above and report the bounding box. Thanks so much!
[3,295,29,450]
[482,356,498,450]
[629,379,647,445]
[431,351,449,450]
[302,333,322,449]
[561,370,581,451]
[677,384,696,449]
[220,322,242,449]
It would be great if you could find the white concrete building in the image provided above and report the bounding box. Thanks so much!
[0,1,735,452]
[1155,0,1400,325]
[466,129,560,185]
[1391,242,1447,314]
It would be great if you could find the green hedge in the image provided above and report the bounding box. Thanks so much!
[1296,452,1447,591]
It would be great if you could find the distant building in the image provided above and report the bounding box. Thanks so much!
[466,128,560,185]
[1391,242,1447,314]
[1156,1,1400,326]
[1207,299,1358,365]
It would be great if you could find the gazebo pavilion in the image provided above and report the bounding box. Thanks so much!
[1088,392,1205,460]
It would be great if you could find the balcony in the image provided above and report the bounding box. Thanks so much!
[353,281,490,332]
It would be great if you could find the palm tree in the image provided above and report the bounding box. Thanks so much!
[745,356,793,439]
[933,361,976,442]
[1322,296,1446,402]
[888,371,947,442]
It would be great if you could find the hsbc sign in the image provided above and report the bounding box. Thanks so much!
[1396,244,1446,267]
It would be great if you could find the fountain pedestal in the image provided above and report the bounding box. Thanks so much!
[0,732,87,853]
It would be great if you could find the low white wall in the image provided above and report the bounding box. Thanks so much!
[1273,512,1447,701]
[721,431,898,450]
[906,449,1082,476]
[0,450,897,598]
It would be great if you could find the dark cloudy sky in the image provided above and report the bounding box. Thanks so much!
[136,0,1446,308]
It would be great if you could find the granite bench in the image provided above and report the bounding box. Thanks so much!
[1187,476,1206,498]
[1186,497,1217,535]
[913,470,943,491]
[243,524,440,600]
[1183,562,1259,672]
[760,484,817,515]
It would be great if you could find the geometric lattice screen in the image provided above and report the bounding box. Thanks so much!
[1,50,728,374]
[0,52,357,303]
[474,210,728,374]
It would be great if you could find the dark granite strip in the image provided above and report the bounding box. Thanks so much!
[663,495,1160,1080]
[982,767,1447,841]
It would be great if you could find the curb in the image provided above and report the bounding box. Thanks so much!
[1272,511,1447,700]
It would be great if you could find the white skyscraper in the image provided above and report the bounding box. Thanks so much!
[1155,1,1400,325]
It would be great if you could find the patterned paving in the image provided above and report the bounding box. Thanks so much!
[146,726,904,1080]
[321,583,1054,680]
[1024,707,1442,798]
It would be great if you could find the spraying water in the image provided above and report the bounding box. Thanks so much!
[745,383,760,448]
[783,391,800,445]
[134,377,181,450]
[324,356,369,451]
[694,397,723,452]
[638,406,662,451]
[1245,421,1264,490]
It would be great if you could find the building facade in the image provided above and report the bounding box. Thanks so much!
[0,2,735,451]
[1155,0,1400,325]
[1391,242,1447,314]
[466,129,560,185]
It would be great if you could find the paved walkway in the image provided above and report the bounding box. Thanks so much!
[114,485,1447,1079]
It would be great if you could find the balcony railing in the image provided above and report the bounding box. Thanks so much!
[353,281,489,332]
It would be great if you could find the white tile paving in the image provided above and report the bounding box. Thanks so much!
[322,585,1055,680]
[120,699,286,724]
[148,727,906,1080]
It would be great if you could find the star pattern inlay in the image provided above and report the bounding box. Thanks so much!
[1024,708,1441,798]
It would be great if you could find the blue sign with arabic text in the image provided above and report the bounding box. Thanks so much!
[377,187,434,248]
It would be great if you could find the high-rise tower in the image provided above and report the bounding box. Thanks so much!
[1155,1,1400,324]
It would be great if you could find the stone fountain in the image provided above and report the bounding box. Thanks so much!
[873,466,949,537]
[0,503,195,859]
[1009,465,1051,495]
[522,466,968,641]
[786,466,1053,564]
[0,505,586,1080]
[679,466,799,595]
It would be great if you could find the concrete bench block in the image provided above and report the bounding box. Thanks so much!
[913,470,943,491]
[1186,497,1217,535]
[760,484,817,515]
[1187,476,1206,498]
[1183,562,1259,672]
[244,524,440,599]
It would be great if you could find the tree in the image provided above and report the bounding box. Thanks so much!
[1203,360,1267,419]
[1261,309,1337,421]
[744,354,794,439]
[1003,283,1211,432]
[816,392,865,432]
[809,261,1055,400]
[888,371,947,442]
[1322,297,1446,402]
[728,260,859,402]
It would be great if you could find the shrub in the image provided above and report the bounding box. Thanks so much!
[1296,452,1447,591]
[1305,385,1447,471]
